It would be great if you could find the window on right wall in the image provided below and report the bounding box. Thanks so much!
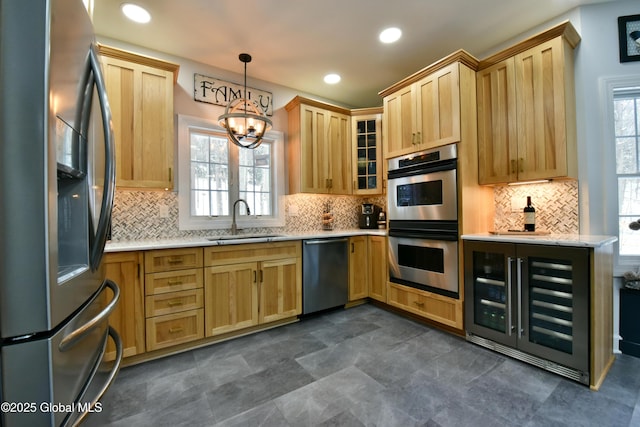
[614,87,640,256]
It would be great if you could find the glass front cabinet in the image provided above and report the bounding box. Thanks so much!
[464,240,590,384]
[351,112,382,195]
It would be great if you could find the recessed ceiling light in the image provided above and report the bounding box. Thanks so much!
[121,3,151,24]
[324,73,341,84]
[379,27,402,44]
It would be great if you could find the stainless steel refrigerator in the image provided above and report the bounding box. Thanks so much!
[0,0,123,425]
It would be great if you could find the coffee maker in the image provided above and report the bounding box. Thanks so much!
[359,203,381,229]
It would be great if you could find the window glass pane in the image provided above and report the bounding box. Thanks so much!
[620,217,640,255]
[615,98,636,136]
[238,143,272,215]
[210,190,228,216]
[210,164,228,191]
[191,133,209,162]
[619,177,640,215]
[191,162,209,190]
[210,137,228,163]
[191,190,210,216]
[190,131,229,217]
[615,90,640,256]
[616,137,638,174]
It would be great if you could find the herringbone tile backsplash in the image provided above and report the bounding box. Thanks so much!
[110,191,386,241]
[110,181,578,241]
[493,180,579,234]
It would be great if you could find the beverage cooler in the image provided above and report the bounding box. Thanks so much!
[464,240,590,385]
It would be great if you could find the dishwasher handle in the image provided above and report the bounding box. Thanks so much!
[304,238,349,245]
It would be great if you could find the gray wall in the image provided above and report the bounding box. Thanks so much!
[575,0,640,238]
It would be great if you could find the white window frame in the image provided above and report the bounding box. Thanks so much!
[601,76,640,273]
[177,114,285,231]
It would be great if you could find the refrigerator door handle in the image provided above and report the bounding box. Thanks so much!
[88,44,116,271]
[507,256,513,336]
[70,326,123,427]
[517,257,524,338]
[59,280,120,352]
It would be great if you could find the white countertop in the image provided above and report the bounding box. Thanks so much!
[105,229,387,252]
[461,233,617,248]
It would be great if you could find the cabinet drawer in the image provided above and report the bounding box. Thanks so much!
[145,248,203,273]
[145,289,203,317]
[204,241,300,266]
[145,268,203,295]
[387,283,462,329]
[146,309,204,351]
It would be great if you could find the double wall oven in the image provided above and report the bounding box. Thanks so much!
[387,144,459,298]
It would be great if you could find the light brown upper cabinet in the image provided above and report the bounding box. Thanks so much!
[380,60,464,159]
[351,108,383,195]
[99,45,179,190]
[476,22,580,185]
[286,96,352,194]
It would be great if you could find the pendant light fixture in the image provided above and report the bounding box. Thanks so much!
[218,53,272,149]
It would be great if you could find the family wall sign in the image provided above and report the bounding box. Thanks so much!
[193,73,274,116]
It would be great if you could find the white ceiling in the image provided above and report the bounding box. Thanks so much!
[93,0,615,108]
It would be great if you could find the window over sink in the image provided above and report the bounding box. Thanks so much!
[614,87,640,258]
[177,114,285,231]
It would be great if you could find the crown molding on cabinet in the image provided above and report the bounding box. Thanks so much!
[97,43,180,83]
[478,20,581,70]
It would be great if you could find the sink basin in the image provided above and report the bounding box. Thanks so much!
[206,234,284,242]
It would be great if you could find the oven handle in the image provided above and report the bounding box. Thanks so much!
[387,158,457,180]
[388,230,458,241]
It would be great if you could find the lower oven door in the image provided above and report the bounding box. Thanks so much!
[388,236,459,298]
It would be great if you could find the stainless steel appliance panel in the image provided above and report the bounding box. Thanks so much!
[0,0,115,338]
[0,1,121,424]
[464,240,590,384]
[387,145,458,222]
[303,238,349,314]
[388,236,459,296]
[1,280,122,426]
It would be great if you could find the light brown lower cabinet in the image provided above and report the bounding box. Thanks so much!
[349,236,369,301]
[204,262,259,336]
[204,242,302,338]
[260,257,301,323]
[348,235,388,303]
[387,282,462,330]
[104,251,145,361]
[144,248,205,351]
[368,235,387,303]
[146,309,205,351]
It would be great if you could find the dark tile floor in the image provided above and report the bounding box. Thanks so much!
[86,304,640,426]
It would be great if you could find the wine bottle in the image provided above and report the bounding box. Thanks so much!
[524,196,535,231]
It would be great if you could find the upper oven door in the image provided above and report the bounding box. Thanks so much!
[387,166,457,221]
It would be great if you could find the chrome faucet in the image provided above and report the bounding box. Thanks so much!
[231,199,251,235]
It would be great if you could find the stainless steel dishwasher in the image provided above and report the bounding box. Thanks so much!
[302,237,349,314]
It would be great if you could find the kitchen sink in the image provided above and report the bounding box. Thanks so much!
[206,233,285,241]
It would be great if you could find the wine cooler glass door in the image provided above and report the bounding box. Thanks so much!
[464,241,517,348]
[517,245,589,373]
